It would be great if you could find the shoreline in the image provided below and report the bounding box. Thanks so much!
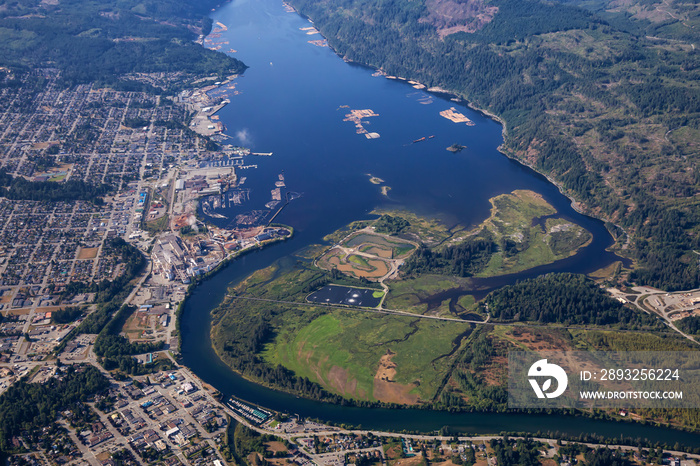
[283,3,629,258]
[168,0,659,437]
[420,88,632,260]
[173,224,294,348]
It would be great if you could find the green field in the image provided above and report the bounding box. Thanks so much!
[348,254,371,269]
[144,214,170,234]
[384,274,474,316]
[475,190,592,277]
[371,209,454,245]
[211,252,470,405]
[457,295,476,310]
[261,311,468,403]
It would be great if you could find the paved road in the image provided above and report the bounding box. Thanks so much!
[228,295,480,323]
[226,407,700,465]
[609,286,700,346]
[60,420,101,466]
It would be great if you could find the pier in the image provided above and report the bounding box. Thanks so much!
[267,191,292,225]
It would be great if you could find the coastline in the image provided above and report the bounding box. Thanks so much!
[173,225,294,350]
[284,2,629,258]
[175,0,628,396]
[167,0,659,437]
[415,87,632,259]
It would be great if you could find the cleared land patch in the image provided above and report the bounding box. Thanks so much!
[262,311,467,403]
[77,247,99,259]
[421,0,499,38]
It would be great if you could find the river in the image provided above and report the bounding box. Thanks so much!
[180,0,700,447]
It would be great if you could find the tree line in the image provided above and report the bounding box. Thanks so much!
[0,365,110,454]
[373,215,409,235]
[402,239,496,277]
[287,0,700,291]
[484,273,662,328]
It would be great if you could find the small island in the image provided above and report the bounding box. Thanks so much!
[367,174,384,184]
[447,143,466,153]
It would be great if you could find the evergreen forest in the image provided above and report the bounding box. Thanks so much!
[287,0,700,291]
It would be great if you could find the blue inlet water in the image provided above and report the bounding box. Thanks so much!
[179,0,700,447]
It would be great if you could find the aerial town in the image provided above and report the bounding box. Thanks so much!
[0,66,696,466]
[2,0,700,464]
[0,67,301,465]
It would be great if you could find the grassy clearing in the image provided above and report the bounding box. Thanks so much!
[588,261,623,280]
[144,214,170,234]
[668,126,700,158]
[384,274,472,315]
[433,298,452,317]
[457,295,476,310]
[474,190,591,277]
[348,254,371,269]
[487,190,555,231]
[261,310,468,402]
[545,218,592,256]
[371,208,453,245]
[394,244,416,257]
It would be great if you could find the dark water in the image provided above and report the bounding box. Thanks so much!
[179,0,700,446]
[307,285,383,308]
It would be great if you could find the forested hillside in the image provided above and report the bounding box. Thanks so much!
[0,0,246,88]
[484,273,662,328]
[287,0,700,291]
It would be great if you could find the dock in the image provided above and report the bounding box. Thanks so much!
[226,398,271,425]
[267,192,292,225]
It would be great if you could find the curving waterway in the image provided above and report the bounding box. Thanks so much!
[180,0,700,447]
